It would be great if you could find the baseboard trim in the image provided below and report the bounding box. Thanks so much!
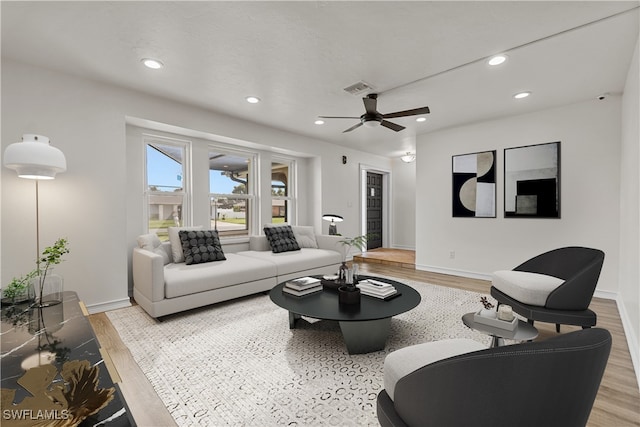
[594,289,618,300]
[617,295,640,389]
[86,297,132,314]
[416,264,492,281]
[390,244,416,251]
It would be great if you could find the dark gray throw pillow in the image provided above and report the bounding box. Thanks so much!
[263,225,300,253]
[179,229,226,265]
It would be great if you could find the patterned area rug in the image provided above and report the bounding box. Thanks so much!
[107,279,492,426]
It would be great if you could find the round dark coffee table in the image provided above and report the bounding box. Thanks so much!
[269,275,421,354]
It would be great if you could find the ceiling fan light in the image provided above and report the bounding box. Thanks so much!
[314,120,325,125]
[400,152,416,163]
[416,117,427,122]
[363,119,380,128]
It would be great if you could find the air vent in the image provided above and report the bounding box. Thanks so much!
[343,81,374,96]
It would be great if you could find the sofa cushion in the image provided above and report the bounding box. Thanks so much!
[264,225,300,253]
[238,248,341,276]
[168,226,203,263]
[179,229,226,265]
[164,253,277,298]
[137,233,170,265]
[384,339,486,401]
[492,270,565,307]
[292,226,318,249]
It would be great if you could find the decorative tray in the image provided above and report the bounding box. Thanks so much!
[473,311,518,331]
[321,279,341,291]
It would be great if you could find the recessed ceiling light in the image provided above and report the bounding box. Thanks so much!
[141,58,164,69]
[514,91,531,99]
[315,120,325,125]
[416,117,427,122]
[488,55,508,66]
[246,96,261,104]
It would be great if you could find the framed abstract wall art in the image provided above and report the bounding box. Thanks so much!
[452,150,496,218]
[504,141,560,218]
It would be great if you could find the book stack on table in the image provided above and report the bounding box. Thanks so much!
[356,279,399,300]
[282,276,322,296]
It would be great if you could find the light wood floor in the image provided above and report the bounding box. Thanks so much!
[89,250,640,427]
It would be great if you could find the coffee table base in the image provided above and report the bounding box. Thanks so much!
[339,318,391,354]
[289,311,391,354]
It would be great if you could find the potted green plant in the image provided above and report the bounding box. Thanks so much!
[1,271,37,305]
[339,234,369,261]
[2,238,70,307]
[33,238,69,306]
[336,235,371,304]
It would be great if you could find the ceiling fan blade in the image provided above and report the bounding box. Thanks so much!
[318,116,361,119]
[382,106,430,119]
[380,120,405,132]
[343,122,363,133]
[363,96,378,115]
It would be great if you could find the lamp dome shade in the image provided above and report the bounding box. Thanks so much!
[322,214,343,222]
[3,134,66,179]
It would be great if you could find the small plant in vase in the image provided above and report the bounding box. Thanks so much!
[479,296,496,318]
[33,238,69,307]
[1,271,37,305]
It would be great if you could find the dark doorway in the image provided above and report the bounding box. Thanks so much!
[366,172,383,250]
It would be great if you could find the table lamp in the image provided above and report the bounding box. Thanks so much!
[322,214,343,235]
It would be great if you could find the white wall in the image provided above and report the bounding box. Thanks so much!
[416,98,622,294]
[619,35,639,383]
[1,60,391,312]
[391,158,416,250]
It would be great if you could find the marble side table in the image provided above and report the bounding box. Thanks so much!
[1,291,135,426]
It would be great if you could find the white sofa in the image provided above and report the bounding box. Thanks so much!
[132,229,344,318]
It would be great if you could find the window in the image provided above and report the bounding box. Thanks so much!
[209,148,255,237]
[271,158,295,224]
[145,138,189,241]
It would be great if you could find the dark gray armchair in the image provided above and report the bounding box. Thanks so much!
[377,328,611,427]
[490,246,604,332]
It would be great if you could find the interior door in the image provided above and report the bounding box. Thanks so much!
[366,172,383,250]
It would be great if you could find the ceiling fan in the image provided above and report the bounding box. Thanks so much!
[319,93,430,133]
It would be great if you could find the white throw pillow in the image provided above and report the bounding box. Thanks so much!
[168,226,203,263]
[292,226,318,249]
[137,233,170,265]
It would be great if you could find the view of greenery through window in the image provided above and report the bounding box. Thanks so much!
[146,141,185,241]
[271,160,290,224]
[146,140,293,240]
[209,150,253,236]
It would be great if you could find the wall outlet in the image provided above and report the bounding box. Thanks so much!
[449,250,456,259]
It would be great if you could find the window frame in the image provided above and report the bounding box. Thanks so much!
[143,135,192,238]
[270,156,296,225]
[208,144,257,238]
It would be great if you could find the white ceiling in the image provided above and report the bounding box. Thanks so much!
[2,1,639,158]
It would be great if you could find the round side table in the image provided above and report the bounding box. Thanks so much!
[462,312,538,347]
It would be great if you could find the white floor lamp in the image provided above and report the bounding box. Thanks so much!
[3,134,67,302]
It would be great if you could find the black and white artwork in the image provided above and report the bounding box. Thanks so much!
[504,141,560,218]
[452,150,496,218]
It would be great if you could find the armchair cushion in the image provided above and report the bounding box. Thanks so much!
[492,270,564,307]
[384,339,486,401]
